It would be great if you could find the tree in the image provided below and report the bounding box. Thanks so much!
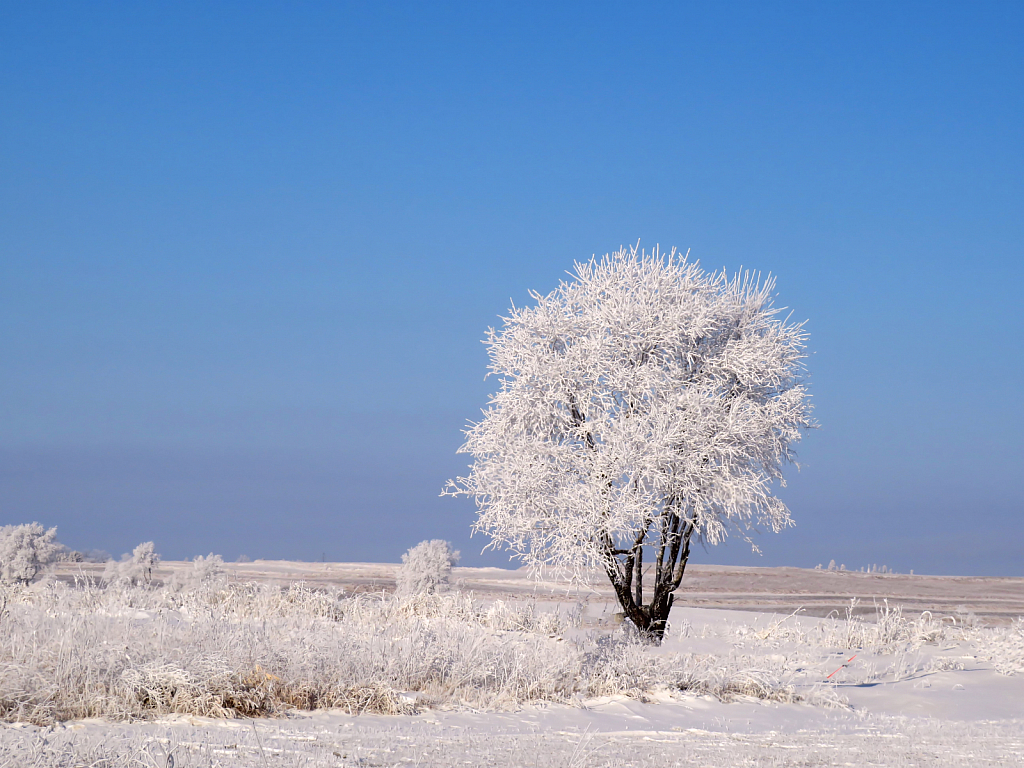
[445,245,814,641]
[0,523,61,584]
[103,541,160,587]
[395,539,460,597]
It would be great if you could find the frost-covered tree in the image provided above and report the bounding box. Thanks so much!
[395,539,460,596]
[446,246,814,640]
[0,523,61,584]
[103,541,160,587]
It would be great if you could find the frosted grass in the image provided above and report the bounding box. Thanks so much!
[0,580,836,725]
[0,581,1020,728]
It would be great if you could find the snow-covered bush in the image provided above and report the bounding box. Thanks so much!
[718,599,952,656]
[0,523,61,584]
[103,541,160,587]
[967,617,1024,676]
[395,539,460,597]
[168,553,226,592]
[189,552,224,583]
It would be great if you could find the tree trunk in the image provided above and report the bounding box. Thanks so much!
[601,514,693,643]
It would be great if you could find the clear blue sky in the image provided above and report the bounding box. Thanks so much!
[2,2,1021,575]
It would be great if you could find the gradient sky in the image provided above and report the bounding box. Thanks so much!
[2,2,1022,575]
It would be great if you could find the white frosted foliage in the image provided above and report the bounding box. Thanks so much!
[168,553,226,591]
[396,539,460,596]
[0,523,61,584]
[446,245,814,604]
[103,541,161,587]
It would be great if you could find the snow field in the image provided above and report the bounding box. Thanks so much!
[0,578,1022,765]
[3,713,1024,767]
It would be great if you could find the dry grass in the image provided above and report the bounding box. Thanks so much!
[0,580,1019,725]
[0,580,587,723]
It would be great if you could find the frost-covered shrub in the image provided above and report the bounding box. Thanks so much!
[168,553,226,591]
[0,523,61,584]
[395,539,459,597]
[813,599,949,653]
[723,599,952,656]
[103,541,160,587]
[967,617,1024,676]
[190,553,224,583]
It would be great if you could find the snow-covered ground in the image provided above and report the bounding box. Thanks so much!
[58,558,1024,623]
[5,562,1022,766]
[6,703,1024,767]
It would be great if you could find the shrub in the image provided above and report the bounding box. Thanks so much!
[0,523,61,584]
[395,540,460,597]
[103,542,160,587]
[168,553,226,591]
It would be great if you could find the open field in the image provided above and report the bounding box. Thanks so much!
[4,706,1024,767]
[55,559,1024,624]
[7,560,1021,766]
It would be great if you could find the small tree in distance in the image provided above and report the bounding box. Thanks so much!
[445,245,814,641]
[395,540,460,597]
[103,542,161,587]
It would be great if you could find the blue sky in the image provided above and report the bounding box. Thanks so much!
[2,2,1021,575]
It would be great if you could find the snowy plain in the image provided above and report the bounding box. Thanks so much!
[1,561,1021,767]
